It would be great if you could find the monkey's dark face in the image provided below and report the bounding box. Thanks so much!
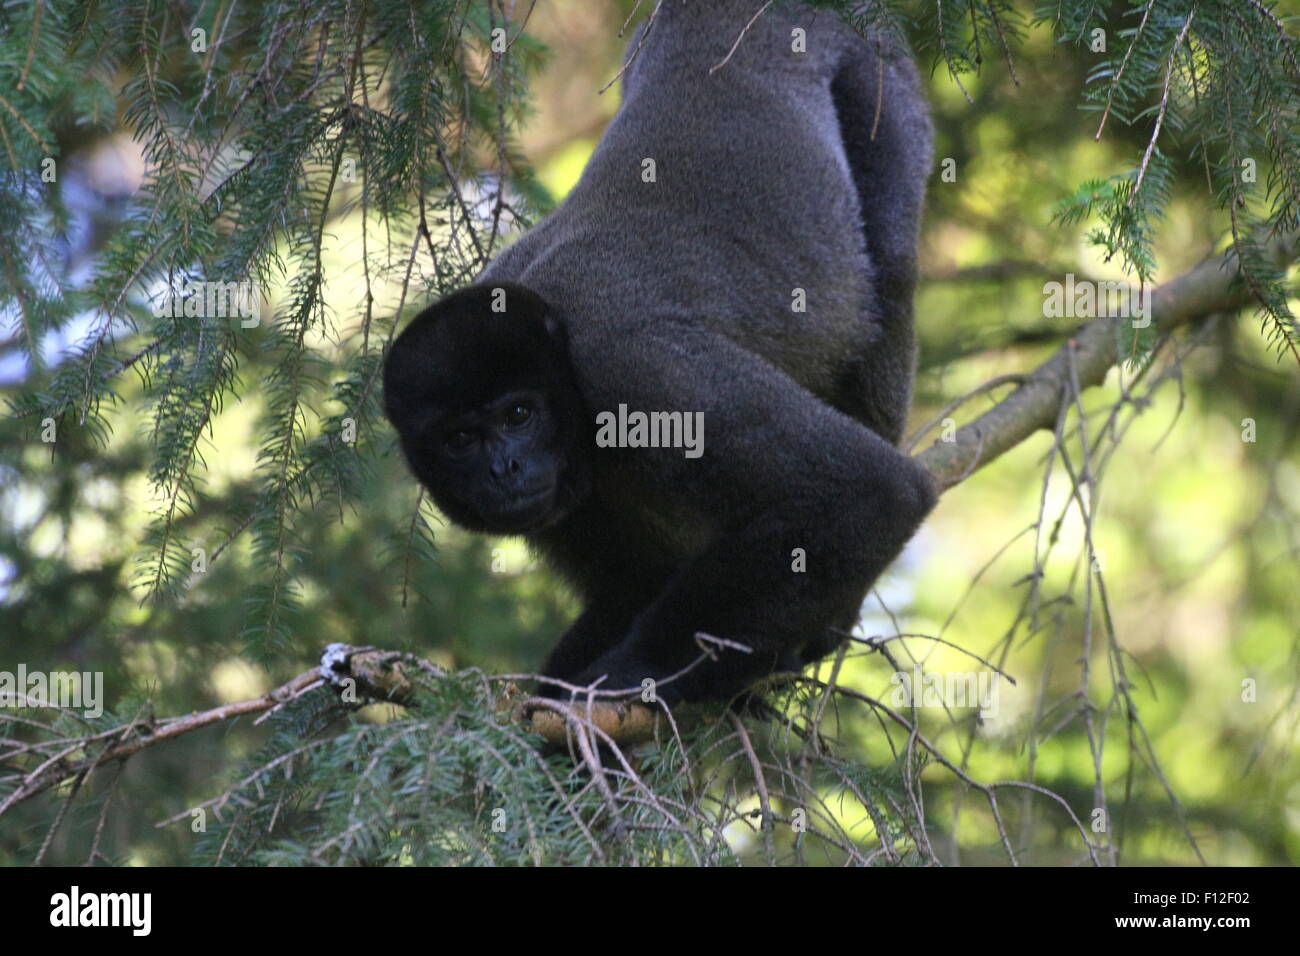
[383,283,590,535]
[417,386,573,532]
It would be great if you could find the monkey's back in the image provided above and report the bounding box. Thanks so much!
[483,2,929,431]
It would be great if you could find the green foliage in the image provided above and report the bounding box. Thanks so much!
[194,670,917,866]
[2,0,551,652]
[1051,165,1169,359]
[1068,0,1300,359]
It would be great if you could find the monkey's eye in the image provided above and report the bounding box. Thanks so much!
[503,404,533,428]
[445,429,477,453]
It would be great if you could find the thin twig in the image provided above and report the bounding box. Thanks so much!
[709,1,774,75]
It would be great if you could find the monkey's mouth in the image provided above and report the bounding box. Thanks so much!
[479,485,558,533]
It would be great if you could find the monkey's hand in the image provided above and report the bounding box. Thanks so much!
[562,634,753,707]
[556,653,669,705]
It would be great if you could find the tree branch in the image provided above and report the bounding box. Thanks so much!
[916,233,1300,490]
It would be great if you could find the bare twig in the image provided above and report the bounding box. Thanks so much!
[709,1,775,75]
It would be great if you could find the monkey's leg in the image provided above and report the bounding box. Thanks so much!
[564,331,936,704]
[829,43,933,444]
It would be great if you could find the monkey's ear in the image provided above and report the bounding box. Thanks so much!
[477,281,562,341]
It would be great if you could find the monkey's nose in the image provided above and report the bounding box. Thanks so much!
[491,457,523,481]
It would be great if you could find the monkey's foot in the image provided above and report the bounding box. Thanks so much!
[521,697,663,746]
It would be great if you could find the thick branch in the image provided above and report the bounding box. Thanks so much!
[916,234,1299,490]
[0,647,667,817]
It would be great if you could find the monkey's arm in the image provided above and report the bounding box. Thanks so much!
[561,328,936,704]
